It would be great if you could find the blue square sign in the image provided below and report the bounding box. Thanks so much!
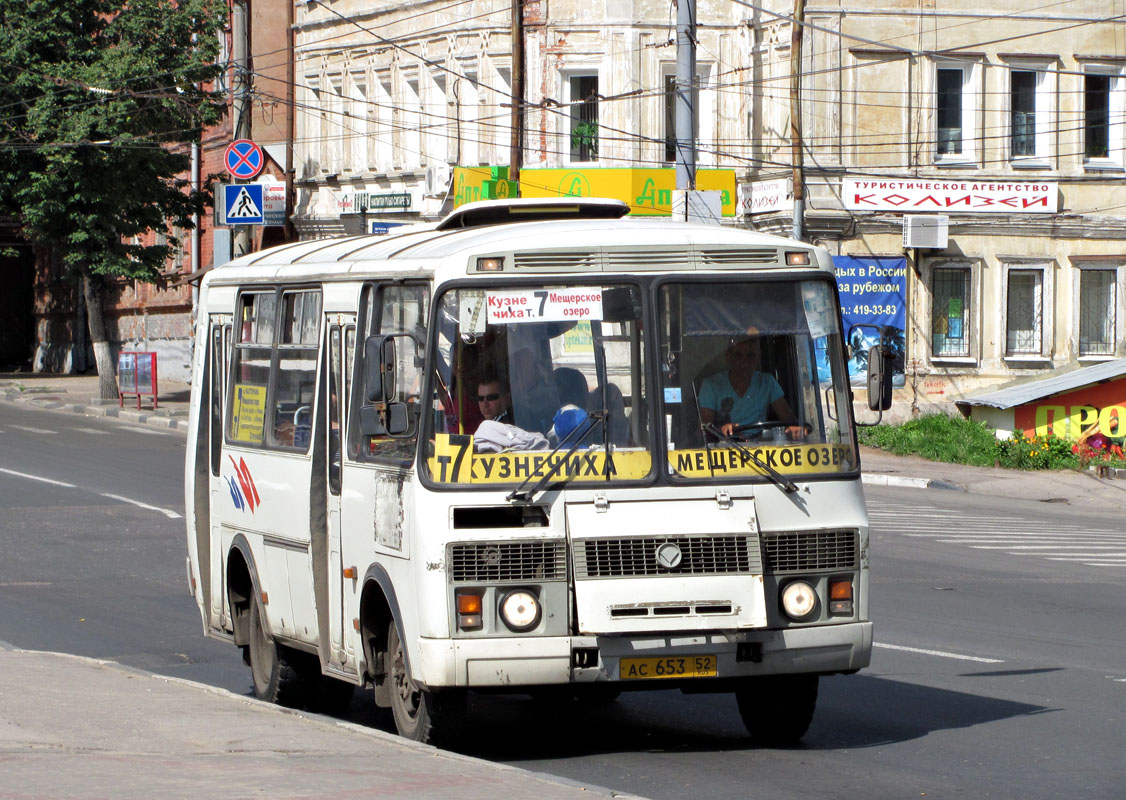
[223,184,264,225]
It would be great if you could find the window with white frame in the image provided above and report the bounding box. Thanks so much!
[425,70,448,165]
[401,73,421,170]
[348,71,369,173]
[458,69,480,166]
[1078,268,1118,355]
[935,61,979,164]
[326,75,344,174]
[1083,65,1125,166]
[1005,268,1045,355]
[931,265,972,358]
[565,71,599,163]
[374,73,393,171]
[1008,62,1052,163]
[663,65,714,166]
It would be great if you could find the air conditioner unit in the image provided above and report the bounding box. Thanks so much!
[902,215,949,249]
[424,163,452,197]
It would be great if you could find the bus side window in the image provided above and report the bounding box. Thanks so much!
[268,289,321,450]
[353,283,429,462]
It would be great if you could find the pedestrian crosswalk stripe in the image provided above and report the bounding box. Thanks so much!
[867,500,1125,570]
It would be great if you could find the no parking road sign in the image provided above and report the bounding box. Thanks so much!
[224,139,264,179]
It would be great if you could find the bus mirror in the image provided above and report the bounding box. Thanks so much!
[385,402,410,435]
[364,335,396,403]
[866,344,893,411]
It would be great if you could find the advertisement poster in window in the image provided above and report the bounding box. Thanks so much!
[830,256,907,387]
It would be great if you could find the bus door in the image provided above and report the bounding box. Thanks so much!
[206,315,231,629]
[339,283,429,663]
[324,317,355,665]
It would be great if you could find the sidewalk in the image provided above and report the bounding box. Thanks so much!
[0,647,629,800]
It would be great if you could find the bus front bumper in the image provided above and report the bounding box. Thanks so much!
[416,621,873,689]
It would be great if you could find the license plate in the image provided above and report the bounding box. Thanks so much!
[620,655,717,680]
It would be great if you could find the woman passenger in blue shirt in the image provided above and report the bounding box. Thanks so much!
[698,332,807,441]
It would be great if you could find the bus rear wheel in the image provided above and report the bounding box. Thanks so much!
[386,621,463,744]
[248,597,308,708]
[735,674,819,746]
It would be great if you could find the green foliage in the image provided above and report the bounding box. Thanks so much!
[858,412,1126,471]
[571,120,599,158]
[0,0,228,282]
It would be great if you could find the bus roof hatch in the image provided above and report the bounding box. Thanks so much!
[436,197,631,230]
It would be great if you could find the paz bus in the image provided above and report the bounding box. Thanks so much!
[184,198,889,745]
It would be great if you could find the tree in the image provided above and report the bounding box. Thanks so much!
[0,0,227,396]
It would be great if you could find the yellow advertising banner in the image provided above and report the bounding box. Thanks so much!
[519,167,737,216]
[452,166,517,207]
[429,434,652,484]
[230,383,267,444]
[669,444,856,478]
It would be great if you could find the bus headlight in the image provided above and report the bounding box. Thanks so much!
[780,581,818,620]
[499,590,541,632]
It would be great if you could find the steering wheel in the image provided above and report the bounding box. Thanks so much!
[730,420,789,436]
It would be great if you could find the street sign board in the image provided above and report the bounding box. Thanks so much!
[224,139,265,179]
[223,183,264,225]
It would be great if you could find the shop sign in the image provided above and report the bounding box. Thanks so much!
[453,166,517,207]
[519,168,736,217]
[337,190,414,214]
[843,179,1057,213]
[1015,377,1126,440]
[738,178,790,216]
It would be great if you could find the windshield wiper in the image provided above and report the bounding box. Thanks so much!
[700,422,799,494]
[506,411,607,504]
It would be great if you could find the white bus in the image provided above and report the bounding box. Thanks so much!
[185,198,887,745]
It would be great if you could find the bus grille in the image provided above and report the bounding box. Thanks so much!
[574,534,761,579]
[761,530,858,574]
[449,541,567,583]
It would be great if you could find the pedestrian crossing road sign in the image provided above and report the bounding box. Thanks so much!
[222,184,264,225]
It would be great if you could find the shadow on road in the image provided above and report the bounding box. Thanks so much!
[336,671,1048,760]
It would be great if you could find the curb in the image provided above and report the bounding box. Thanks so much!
[2,391,187,434]
[861,473,961,491]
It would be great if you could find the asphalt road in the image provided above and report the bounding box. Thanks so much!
[1,401,1123,799]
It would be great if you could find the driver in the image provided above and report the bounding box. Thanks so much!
[698,331,807,441]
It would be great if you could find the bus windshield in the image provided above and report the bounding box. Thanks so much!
[658,278,857,480]
[424,282,653,486]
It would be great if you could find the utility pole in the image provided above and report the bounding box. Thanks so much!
[790,0,805,241]
[509,0,523,183]
[674,0,697,193]
[232,0,252,257]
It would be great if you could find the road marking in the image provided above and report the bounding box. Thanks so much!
[0,467,76,488]
[100,493,183,519]
[874,642,1004,664]
[0,468,180,518]
[10,425,57,434]
[75,427,112,435]
[869,501,1125,570]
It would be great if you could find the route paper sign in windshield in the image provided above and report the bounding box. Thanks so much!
[486,289,603,324]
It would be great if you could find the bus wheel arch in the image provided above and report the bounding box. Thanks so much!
[358,577,394,706]
[225,544,254,648]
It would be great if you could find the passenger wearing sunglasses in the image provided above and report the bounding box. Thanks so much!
[698,330,806,441]
[475,375,512,427]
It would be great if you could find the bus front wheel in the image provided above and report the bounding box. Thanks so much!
[386,621,463,743]
[735,674,819,746]
[248,597,307,708]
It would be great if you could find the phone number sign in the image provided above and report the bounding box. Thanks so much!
[486,289,603,324]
